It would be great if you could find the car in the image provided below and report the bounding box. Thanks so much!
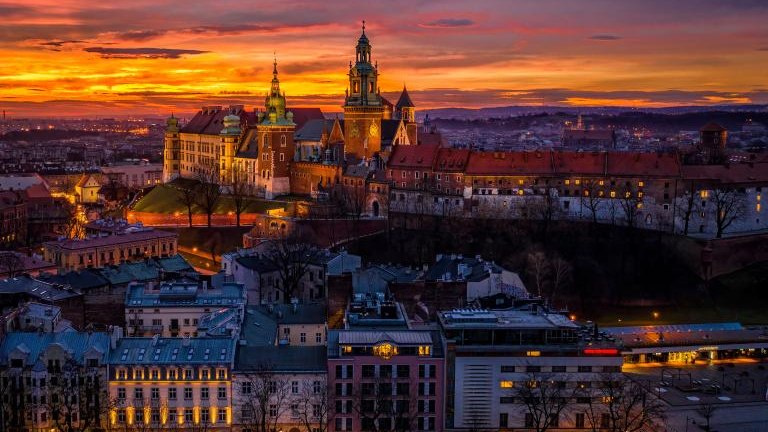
[660,381,671,387]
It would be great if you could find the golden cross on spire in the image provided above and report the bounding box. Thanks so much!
[362,20,366,34]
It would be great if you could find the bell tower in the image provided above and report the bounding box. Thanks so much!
[162,114,180,182]
[343,21,384,161]
[257,57,295,199]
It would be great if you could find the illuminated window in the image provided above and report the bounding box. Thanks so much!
[418,346,431,356]
[517,179,524,185]
[565,180,570,185]
[526,351,541,357]
[638,181,644,187]
[758,194,762,202]
[517,189,524,196]
[602,396,613,403]
[625,191,631,198]
[575,179,581,185]
[583,190,590,197]
[599,180,604,186]
[599,191,605,197]
[373,343,398,360]
[700,190,709,199]
[342,346,352,354]
[610,191,616,198]
[758,203,762,212]
[499,380,514,389]
[638,191,644,198]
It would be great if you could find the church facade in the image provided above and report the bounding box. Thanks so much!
[162,24,420,201]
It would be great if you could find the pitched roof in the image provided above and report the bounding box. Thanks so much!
[395,87,415,109]
[388,144,440,169]
[289,107,325,130]
[0,331,110,366]
[553,151,604,175]
[381,119,403,143]
[434,148,470,172]
[606,152,680,177]
[466,151,552,176]
[0,275,81,301]
[109,336,235,365]
[681,163,768,184]
[44,229,177,250]
[294,119,335,142]
[180,106,257,135]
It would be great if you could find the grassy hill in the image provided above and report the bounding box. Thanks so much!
[132,184,284,214]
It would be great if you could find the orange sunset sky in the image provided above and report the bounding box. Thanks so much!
[1,0,767,117]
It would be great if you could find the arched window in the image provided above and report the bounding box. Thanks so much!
[280,135,287,146]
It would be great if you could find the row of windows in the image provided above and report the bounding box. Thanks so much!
[335,364,437,379]
[499,365,620,373]
[498,412,613,429]
[115,407,227,424]
[117,385,227,401]
[115,367,227,381]
[241,380,323,395]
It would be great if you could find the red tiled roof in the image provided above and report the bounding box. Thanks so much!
[388,144,440,169]
[434,148,470,172]
[180,105,257,135]
[681,163,768,184]
[465,151,552,176]
[606,152,680,177]
[23,182,52,200]
[554,151,604,175]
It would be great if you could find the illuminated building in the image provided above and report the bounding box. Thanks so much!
[0,190,26,246]
[108,335,236,431]
[327,294,445,432]
[0,330,111,432]
[43,228,178,272]
[125,280,245,337]
[438,307,622,430]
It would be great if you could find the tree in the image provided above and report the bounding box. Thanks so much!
[175,184,197,227]
[526,251,548,299]
[229,164,253,227]
[582,374,665,432]
[196,166,222,228]
[296,378,329,432]
[238,367,292,432]
[0,252,24,278]
[44,358,112,432]
[618,184,642,229]
[581,179,604,225]
[63,203,85,239]
[349,374,418,432]
[676,181,698,235]
[512,372,575,432]
[712,187,746,238]
[264,235,324,303]
[549,256,572,304]
[696,403,717,432]
[0,370,25,432]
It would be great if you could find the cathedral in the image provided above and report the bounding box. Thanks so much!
[162,23,433,201]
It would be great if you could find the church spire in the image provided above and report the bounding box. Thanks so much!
[271,53,280,94]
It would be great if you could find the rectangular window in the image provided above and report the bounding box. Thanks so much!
[168,387,176,400]
[292,381,299,394]
[218,386,227,399]
[242,381,252,395]
[184,387,192,400]
[151,387,159,400]
[201,387,209,400]
[316,333,322,343]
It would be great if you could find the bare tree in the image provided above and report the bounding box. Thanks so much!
[263,235,324,304]
[618,184,642,229]
[239,367,292,432]
[63,202,85,239]
[44,358,112,432]
[712,187,746,238]
[196,166,222,228]
[0,370,25,431]
[582,374,665,432]
[581,179,604,225]
[549,256,572,304]
[696,403,717,432]
[0,252,24,278]
[229,164,253,227]
[513,373,575,432]
[676,181,698,235]
[526,251,549,299]
[349,374,419,432]
[296,378,329,432]
[175,184,197,227]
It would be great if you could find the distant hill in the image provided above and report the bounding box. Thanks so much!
[420,104,768,121]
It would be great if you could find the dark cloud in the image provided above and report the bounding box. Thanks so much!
[589,34,622,41]
[39,40,86,47]
[757,47,768,51]
[420,18,474,28]
[113,30,169,41]
[186,24,276,35]
[83,47,209,59]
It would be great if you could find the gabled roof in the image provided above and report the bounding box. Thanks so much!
[381,119,404,143]
[388,144,440,169]
[235,255,278,273]
[0,332,110,366]
[294,119,336,142]
[395,87,415,109]
[42,269,108,291]
[180,106,257,136]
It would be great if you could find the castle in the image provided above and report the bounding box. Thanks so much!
[162,23,432,200]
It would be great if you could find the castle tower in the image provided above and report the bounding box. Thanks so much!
[257,58,295,198]
[699,122,727,164]
[395,85,418,144]
[162,114,180,183]
[343,21,384,160]
[219,113,241,185]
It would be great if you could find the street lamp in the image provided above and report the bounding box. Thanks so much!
[652,311,660,319]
